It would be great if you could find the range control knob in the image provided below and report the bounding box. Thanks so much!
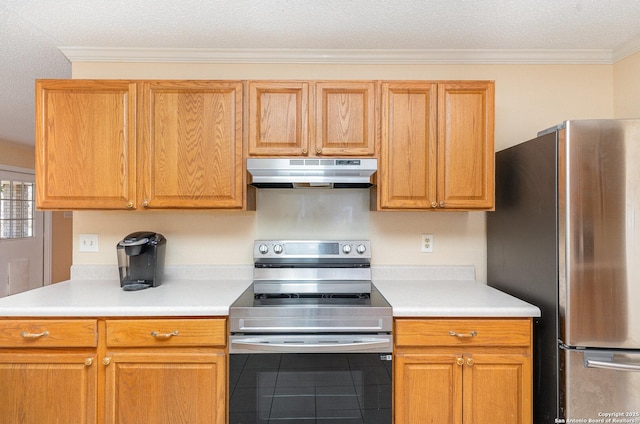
[258,244,269,254]
[342,244,352,254]
[273,244,283,254]
[356,244,367,254]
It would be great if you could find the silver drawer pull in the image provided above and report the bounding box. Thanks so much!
[449,330,477,338]
[151,330,179,339]
[21,331,50,339]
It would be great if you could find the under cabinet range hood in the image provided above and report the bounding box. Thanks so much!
[247,158,377,188]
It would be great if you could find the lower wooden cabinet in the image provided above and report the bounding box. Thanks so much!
[0,319,98,424]
[0,318,227,424]
[0,351,98,424]
[103,318,227,424]
[394,318,533,424]
[104,349,225,424]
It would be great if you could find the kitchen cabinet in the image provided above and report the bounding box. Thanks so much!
[36,80,137,210]
[0,319,99,424]
[36,79,245,210]
[248,80,377,157]
[377,80,495,210]
[138,80,244,209]
[103,318,226,424]
[313,81,377,156]
[0,317,226,424]
[394,318,532,424]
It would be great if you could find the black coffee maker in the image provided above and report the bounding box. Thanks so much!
[117,231,166,291]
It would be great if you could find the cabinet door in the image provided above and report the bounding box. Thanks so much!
[463,353,532,424]
[314,81,377,156]
[395,353,462,424]
[379,82,438,209]
[104,350,226,424]
[0,352,98,424]
[139,81,243,208]
[248,81,310,156]
[437,81,495,209]
[35,80,137,209]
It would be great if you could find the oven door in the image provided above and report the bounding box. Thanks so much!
[229,350,392,424]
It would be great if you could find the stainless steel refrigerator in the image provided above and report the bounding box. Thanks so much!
[488,119,640,424]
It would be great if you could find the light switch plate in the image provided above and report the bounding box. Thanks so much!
[79,234,99,252]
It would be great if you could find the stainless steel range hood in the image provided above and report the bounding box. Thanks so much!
[247,158,377,188]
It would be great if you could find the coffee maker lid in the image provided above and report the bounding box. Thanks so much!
[118,231,160,247]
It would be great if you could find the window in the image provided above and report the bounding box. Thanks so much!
[0,179,35,239]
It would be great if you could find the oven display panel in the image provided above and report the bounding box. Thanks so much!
[285,242,339,256]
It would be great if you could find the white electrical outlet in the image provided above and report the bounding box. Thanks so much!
[421,234,433,253]
[79,234,99,252]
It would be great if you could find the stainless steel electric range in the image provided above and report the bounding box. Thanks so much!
[228,240,392,424]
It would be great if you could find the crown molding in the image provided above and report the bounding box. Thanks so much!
[59,46,616,65]
[612,35,640,62]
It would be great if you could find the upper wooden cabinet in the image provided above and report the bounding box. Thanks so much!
[248,81,310,156]
[36,80,137,210]
[138,81,243,209]
[377,80,494,211]
[248,81,377,157]
[36,79,245,210]
[314,81,377,156]
[437,82,495,210]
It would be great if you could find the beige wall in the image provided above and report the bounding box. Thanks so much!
[614,51,640,118]
[0,139,35,169]
[72,61,617,282]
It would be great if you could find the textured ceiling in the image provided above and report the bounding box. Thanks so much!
[2,0,640,147]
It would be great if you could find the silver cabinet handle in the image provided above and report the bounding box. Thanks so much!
[449,330,477,338]
[21,331,49,339]
[231,339,390,353]
[151,330,179,339]
[586,359,640,372]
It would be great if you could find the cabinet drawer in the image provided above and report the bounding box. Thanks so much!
[106,319,226,347]
[395,318,531,347]
[0,319,97,348]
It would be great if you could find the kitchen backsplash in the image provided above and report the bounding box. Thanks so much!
[73,189,488,280]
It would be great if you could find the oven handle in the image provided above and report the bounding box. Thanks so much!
[230,337,391,353]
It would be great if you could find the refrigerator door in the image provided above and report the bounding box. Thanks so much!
[562,348,640,421]
[560,119,640,349]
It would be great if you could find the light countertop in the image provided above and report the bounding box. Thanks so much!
[374,280,540,317]
[0,279,250,317]
[0,277,540,318]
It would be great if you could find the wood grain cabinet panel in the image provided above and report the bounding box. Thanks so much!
[0,319,97,348]
[103,350,225,424]
[36,79,245,210]
[394,317,532,424]
[138,80,244,208]
[0,318,98,424]
[105,318,226,347]
[0,317,227,424]
[378,80,494,211]
[394,353,462,424]
[35,79,137,209]
[103,318,227,424]
[379,81,438,209]
[437,81,495,210]
[248,80,377,157]
[314,81,377,156]
[248,81,310,156]
[0,352,98,424]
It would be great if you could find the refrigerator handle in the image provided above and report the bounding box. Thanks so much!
[584,352,640,372]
